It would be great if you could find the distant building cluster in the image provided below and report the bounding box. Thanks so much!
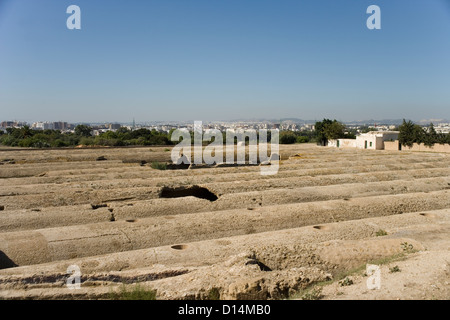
[31,121,71,131]
[1,119,449,137]
[186,121,315,132]
[1,121,72,131]
[0,121,28,129]
[434,123,450,134]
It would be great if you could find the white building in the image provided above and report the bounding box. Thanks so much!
[32,122,54,130]
[356,131,399,150]
[328,131,399,150]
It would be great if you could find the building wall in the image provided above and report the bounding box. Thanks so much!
[402,143,450,153]
[356,135,378,149]
[356,136,365,149]
[328,132,399,150]
[356,132,399,150]
[376,136,384,150]
[384,140,400,151]
[327,139,338,147]
[338,139,357,148]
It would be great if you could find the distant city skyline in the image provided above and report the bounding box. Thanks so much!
[1,0,450,122]
[1,115,449,125]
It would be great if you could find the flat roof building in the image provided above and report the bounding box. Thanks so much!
[328,131,399,150]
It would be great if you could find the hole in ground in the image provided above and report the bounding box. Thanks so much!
[125,219,136,223]
[91,203,107,210]
[313,225,330,230]
[245,259,272,272]
[160,185,218,202]
[171,244,188,250]
[419,213,435,218]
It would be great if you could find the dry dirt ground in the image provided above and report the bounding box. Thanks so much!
[0,144,449,300]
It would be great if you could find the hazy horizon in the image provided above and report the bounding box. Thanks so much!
[1,0,449,123]
[3,116,449,126]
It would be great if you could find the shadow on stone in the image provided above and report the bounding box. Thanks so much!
[0,251,18,269]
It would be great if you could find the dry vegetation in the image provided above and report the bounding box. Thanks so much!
[0,144,449,300]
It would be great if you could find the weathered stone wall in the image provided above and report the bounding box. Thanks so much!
[402,143,450,153]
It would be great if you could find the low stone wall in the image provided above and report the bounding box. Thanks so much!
[402,143,450,153]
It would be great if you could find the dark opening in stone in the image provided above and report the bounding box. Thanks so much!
[91,203,107,210]
[419,213,435,218]
[245,259,272,272]
[171,244,188,250]
[160,185,218,202]
[313,225,330,230]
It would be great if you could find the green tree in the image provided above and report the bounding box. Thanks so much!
[398,119,426,147]
[314,119,333,146]
[116,127,130,134]
[75,125,92,137]
[279,131,297,144]
[399,119,415,147]
[423,123,438,146]
[323,121,346,140]
[296,136,310,143]
[314,119,346,145]
[20,126,34,139]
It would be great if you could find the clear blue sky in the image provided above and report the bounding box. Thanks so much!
[1,0,450,123]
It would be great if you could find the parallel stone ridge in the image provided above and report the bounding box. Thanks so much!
[0,144,449,300]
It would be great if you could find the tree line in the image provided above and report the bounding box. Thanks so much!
[0,125,172,148]
[398,120,450,147]
[0,123,326,148]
